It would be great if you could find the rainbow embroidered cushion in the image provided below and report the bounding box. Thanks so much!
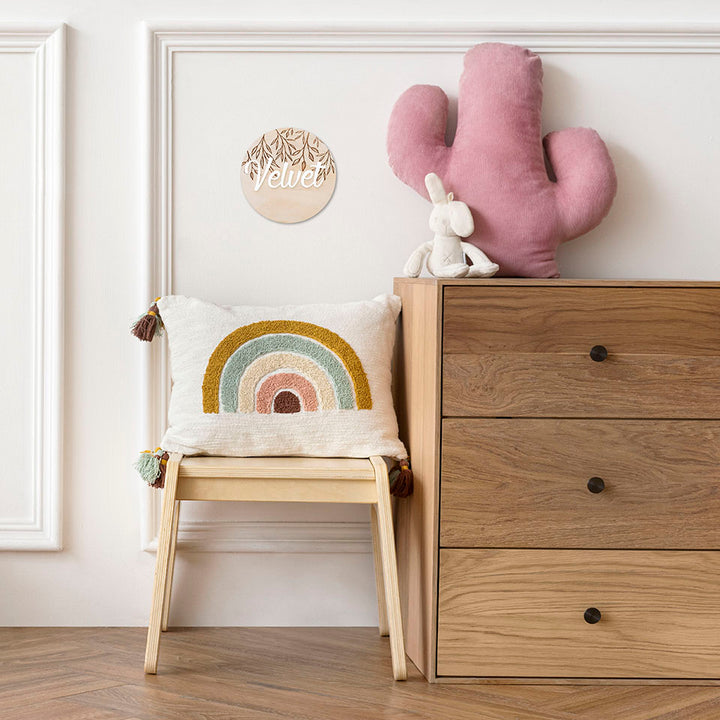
[133,294,407,483]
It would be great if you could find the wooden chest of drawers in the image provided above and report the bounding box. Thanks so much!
[393,278,720,683]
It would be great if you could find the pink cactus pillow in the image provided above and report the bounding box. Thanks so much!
[387,43,617,278]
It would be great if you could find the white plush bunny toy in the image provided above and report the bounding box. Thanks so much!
[403,173,499,278]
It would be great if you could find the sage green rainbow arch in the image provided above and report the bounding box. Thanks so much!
[202,320,372,414]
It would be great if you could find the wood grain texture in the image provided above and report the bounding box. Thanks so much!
[442,286,720,417]
[176,456,378,503]
[3,699,130,720]
[178,455,375,479]
[4,628,720,719]
[393,278,443,681]
[0,667,120,711]
[438,549,720,679]
[443,287,720,355]
[146,455,408,679]
[434,678,720,686]
[161,500,180,632]
[370,456,407,680]
[394,279,720,684]
[144,453,181,674]
[401,279,720,288]
[442,352,720,418]
[369,504,389,637]
[440,419,720,549]
[176,475,379,503]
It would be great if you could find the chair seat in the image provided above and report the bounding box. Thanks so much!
[175,456,379,503]
[178,456,375,480]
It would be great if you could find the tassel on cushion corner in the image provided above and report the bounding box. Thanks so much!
[134,449,169,488]
[131,298,164,341]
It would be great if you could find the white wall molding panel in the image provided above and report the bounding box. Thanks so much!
[142,22,720,552]
[0,26,64,550]
[145,22,720,53]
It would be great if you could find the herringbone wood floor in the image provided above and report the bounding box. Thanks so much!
[2,628,720,719]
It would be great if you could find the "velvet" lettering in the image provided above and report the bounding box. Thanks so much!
[245,160,327,192]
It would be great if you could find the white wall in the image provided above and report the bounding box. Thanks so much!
[1,0,720,625]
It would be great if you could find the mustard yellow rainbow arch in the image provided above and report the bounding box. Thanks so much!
[202,320,372,414]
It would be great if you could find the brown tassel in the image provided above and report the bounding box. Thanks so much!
[389,459,413,498]
[152,451,170,489]
[131,298,163,341]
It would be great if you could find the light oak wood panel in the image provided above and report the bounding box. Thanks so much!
[176,476,379,503]
[176,456,378,503]
[178,455,375,479]
[440,419,720,549]
[443,287,720,355]
[369,504,389,637]
[438,549,720,679]
[393,277,443,681]
[442,353,720,418]
[434,677,720,686]
[161,499,180,632]
[436,279,720,287]
[144,453,182,674]
[397,279,720,288]
[370,456,407,680]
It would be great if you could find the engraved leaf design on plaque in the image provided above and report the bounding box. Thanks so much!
[241,128,336,223]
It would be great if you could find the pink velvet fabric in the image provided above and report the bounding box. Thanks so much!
[387,43,617,278]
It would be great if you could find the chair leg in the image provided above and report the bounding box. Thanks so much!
[161,499,181,632]
[369,504,389,636]
[369,456,407,681]
[144,453,182,674]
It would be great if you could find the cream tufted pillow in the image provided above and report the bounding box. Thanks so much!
[140,294,407,464]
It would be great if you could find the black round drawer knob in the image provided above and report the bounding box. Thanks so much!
[587,477,605,494]
[590,345,608,362]
[584,607,602,624]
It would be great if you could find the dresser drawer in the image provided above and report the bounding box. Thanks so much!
[440,418,720,549]
[437,549,720,678]
[442,287,720,418]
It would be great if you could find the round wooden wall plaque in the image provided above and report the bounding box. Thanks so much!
[241,127,336,224]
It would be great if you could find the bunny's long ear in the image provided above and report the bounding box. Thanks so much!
[448,201,475,238]
[424,172,447,205]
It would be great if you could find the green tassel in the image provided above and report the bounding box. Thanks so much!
[134,451,161,486]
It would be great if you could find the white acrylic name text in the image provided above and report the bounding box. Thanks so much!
[245,161,327,191]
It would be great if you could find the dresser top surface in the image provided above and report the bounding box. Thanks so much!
[394,278,720,288]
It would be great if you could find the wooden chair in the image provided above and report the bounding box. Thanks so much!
[144,454,407,680]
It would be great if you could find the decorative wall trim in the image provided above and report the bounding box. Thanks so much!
[145,22,720,53]
[141,21,720,552]
[0,26,65,550]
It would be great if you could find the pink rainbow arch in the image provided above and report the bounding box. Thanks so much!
[255,373,319,414]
